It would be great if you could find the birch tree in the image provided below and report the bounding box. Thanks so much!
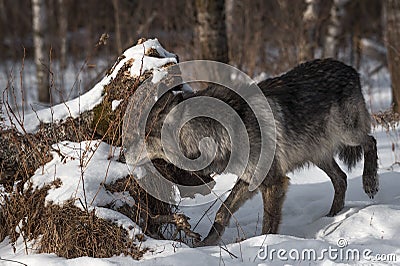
[385,0,400,113]
[32,0,50,103]
[323,0,348,58]
[195,0,229,63]
[58,0,68,91]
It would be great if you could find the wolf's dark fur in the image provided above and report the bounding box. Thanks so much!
[138,58,378,245]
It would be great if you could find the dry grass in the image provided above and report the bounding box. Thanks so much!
[372,106,400,131]
[0,38,203,259]
[0,182,146,259]
[372,107,400,163]
[39,202,145,259]
[104,175,172,237]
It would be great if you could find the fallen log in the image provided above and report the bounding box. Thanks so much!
[0,38,206,255]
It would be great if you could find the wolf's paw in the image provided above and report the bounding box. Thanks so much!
[363,174,379,199]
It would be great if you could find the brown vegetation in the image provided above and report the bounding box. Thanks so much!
[0,38,202,259]
[0,183,146,259]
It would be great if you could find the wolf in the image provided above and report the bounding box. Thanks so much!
[126,58,378,246]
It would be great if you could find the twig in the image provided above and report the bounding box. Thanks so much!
[0,258,28,266]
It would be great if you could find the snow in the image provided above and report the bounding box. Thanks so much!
[29,141,129,206]
[1,47,400,264]
[27,140,144,239]
[151,68,168,84]
[178,174,237,206]
[361,38,387,55]
[110,38,176,81]
[111,99,122,111]
[4,38,177,133]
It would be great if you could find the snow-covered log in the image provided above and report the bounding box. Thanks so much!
[1,38,179,189]
[0,39,203,257]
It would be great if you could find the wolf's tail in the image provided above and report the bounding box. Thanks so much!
[339,145,363,170]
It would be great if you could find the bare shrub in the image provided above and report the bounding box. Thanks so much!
[372,106,400,131]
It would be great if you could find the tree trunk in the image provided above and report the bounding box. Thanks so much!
[112,0,123,55]
[225,0,233,64]
[299,0,319,61]
[242,1,264,77]
[323,0,348,58]
[195,0,229,63]
[32,0,50,103]
[385,0,400,114]
[0,0,6,25]
[58,0,68,92]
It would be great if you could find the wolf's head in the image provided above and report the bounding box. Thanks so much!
[123,89,185,168]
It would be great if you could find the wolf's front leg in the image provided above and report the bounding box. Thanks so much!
[199,180,255,246]
[260,176,289,234]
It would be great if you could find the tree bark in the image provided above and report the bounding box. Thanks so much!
[195,0,229,63]
[112,0,123,55]
[58,0,68,91]
[299,0,319,61]
[385,0,400,114]
[323,0,348,58]
[0,0,6,25]
[225,0,234,63]
[32,0,50,103]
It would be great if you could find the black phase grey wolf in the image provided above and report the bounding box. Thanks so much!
[127,58,378,246]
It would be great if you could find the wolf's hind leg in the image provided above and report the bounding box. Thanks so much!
[362,135,379,198]
[316,159,347,216]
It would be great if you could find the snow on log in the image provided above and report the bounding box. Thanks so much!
[1,38,180,189]
[9,38,178,134]
[0,39,203,257]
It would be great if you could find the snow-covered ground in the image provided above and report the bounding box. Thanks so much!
[1,42,399,265]
[2,130,399,265]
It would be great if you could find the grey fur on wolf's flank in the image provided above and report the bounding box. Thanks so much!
[128,58,379,245]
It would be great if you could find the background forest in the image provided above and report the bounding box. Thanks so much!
[0,0,397,112]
